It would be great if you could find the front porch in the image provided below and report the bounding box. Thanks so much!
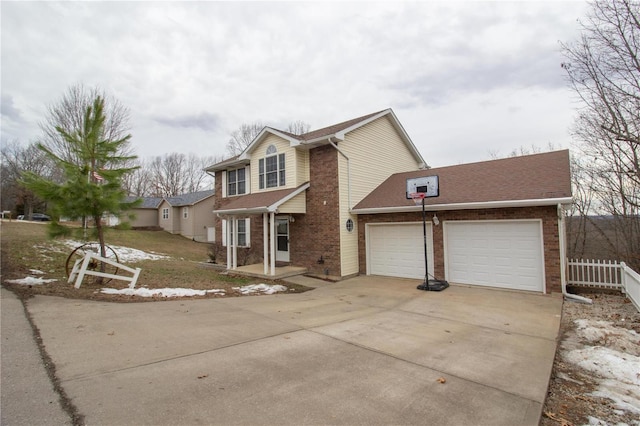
[230,263,308,280]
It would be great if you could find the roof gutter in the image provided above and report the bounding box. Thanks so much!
[215,207,270,216]
[352,197,574,215]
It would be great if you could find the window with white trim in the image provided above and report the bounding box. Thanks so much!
[222,219,250,247]
[258,145,285,189]
[227,167,246,196]
[162,208,169,220]
[183,207,188,219]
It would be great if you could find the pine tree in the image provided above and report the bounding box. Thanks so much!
[21,96,139,275]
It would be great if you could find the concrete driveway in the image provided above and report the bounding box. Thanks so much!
[23,276,562,425]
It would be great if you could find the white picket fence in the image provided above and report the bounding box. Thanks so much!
[567,258,640,311]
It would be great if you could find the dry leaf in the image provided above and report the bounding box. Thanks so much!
[437,377,446,384]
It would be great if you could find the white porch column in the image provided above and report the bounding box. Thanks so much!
[226,217,231,270]
[270,212,276,276]
[232,216,238,270]
[263,213,268,275]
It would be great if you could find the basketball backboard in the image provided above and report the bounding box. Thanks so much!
[406,175,439,199]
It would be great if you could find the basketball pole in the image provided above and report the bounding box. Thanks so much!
[421,197,429,286]
[414,193,449,292]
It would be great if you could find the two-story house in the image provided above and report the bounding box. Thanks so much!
[206,109,426,280]
[207,109,572,294]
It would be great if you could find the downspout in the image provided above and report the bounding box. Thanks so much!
[328,138,351,210]
[558,203,592,304]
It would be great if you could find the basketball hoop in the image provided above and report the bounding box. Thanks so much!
[410,192,426,206]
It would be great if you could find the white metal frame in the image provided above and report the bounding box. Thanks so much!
[68,252,141,289]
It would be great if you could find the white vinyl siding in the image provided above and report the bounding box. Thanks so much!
[366,223,434,279]
[444,220,544,292]
[278,192,307,214]
[338,115,423,276]
[296,150,310,184]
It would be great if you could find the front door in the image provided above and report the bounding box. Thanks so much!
[276,217,290,262]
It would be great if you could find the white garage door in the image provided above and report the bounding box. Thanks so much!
[444,221,544,292]
[367,223,434,280]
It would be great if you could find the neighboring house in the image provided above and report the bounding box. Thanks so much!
[206,108,573,294]
[125,190,215,242]
[125,197,163,228]
[158,190,215,241]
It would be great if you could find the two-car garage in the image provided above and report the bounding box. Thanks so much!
[365,220,545,293]
[354,151,572,295]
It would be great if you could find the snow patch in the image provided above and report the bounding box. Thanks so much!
[29,269,45,275]
[233,284,288,295]
[565,319,640,416]
[6,276,58,285]
[101,287,225,298]
[61,240,169,262]
[575,319,639,355]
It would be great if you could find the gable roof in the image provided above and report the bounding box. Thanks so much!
[165,190,215,207]
[206,109,426,171]
[352,150,572,214]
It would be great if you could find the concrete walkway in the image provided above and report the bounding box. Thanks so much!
[5,277,562,425]
[1,288,72,425]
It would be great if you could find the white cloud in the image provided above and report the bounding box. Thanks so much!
[1,1,588,165]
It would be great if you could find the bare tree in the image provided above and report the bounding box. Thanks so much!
[147,153,217,197]
[562,0,640,268]
[226,122,265,157]
[285,120,311,135]
[1,140,56,217]
[225,120,312,157]
[488,143,556,160]
[39,83,134,168]
[121,158,152,197]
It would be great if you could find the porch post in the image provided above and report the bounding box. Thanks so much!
[226,216,231,270]
[232,216,238,270]
[263,213,268,275]
[270,212,276,276]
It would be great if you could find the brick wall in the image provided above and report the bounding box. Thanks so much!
[357,206,562,294]
[290,145,341,277]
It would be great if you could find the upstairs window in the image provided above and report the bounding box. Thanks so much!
[259,145,285,189]
[227,167,246,196]
[162,208,169,220]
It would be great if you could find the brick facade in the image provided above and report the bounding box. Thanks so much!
[357,206,562,294]
[290,145,341,277]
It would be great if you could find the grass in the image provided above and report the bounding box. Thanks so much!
[0,220,310,302]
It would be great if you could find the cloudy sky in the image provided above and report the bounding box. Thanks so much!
[2,1,588,167]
